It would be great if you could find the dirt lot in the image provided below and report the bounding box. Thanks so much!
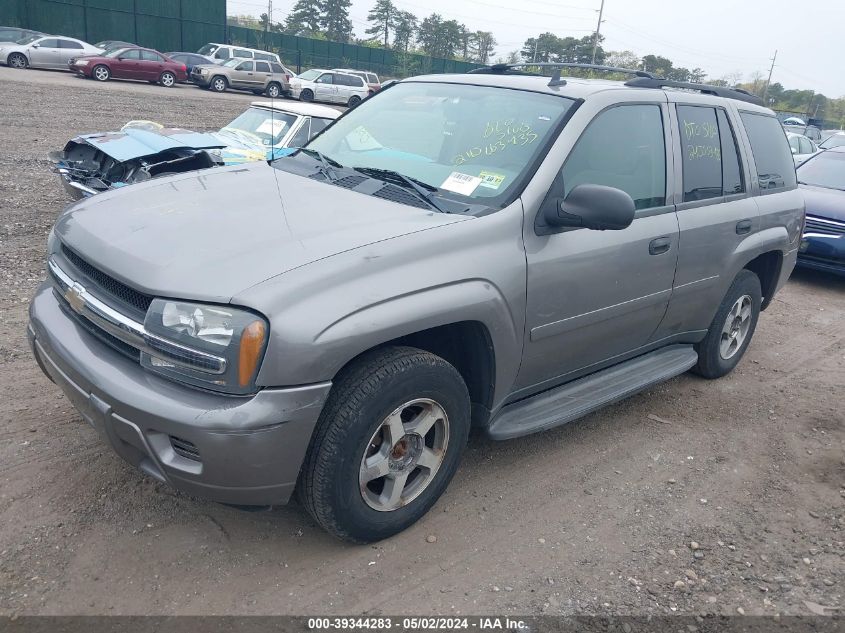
[0,67,843,618]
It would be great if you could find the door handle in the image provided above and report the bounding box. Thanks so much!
[649,237,671,255]
[736,219,753,235]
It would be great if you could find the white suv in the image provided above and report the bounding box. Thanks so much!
[290,69,369,107]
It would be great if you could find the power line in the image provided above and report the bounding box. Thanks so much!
[605,18,769,66]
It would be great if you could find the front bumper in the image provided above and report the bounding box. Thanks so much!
[28,282,331,505]
[797,225,845,277]
[190,71,211,86]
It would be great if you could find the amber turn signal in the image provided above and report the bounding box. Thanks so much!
[238,320,267,387]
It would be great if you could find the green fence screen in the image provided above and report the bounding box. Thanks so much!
[0,0,482,77]
[0,0,226,52]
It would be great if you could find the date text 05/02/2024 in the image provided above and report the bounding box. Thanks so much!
[307,617,530,630]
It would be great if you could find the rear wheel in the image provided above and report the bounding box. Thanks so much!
[7,52,27,69]
[347,95,362,108]
[92,64,110,82]
[298,346,470,542]
[300,88,314,102]
[159,71,175,87]
[693,269,762,379]
[266,82,282,98]
[210,75,227,92]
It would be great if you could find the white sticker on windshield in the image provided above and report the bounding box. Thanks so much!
[256,119,287,136]
[440,172,481,196]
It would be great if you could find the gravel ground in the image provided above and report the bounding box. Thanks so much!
[0,67,844,618]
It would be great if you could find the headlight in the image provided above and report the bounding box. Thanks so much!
[141,299,268,395]
[76,59,89,66]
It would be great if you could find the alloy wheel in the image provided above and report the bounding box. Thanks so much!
[9,54,26,69]
[359,398,449,512]
[719,294,752,360]
[160,72,174,87]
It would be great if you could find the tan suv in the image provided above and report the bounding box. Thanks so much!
[191,58,290,97]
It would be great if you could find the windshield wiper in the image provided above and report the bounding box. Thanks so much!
[299,148,342,182]
[353,167,447,213]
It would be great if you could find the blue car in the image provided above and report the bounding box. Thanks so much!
[796,146,845,276]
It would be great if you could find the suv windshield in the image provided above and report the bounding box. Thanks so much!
[797,151,845,190]
[221,108,298,147]
[305,81,576,202]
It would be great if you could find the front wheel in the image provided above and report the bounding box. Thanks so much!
[298,346,470,542]
[347,95,362,108]
[693,269,762,379]
[159,71,175,87]
[209,75,227,92]
[299,88,314,102]
[8,52,27,69]
[92,64,110,82]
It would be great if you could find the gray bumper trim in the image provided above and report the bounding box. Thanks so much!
[28,282,331,505]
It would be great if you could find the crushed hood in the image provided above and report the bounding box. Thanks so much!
[54,161,468,303]
[71,127,226,162]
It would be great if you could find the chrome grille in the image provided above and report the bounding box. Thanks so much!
[61,244,153,315]
[804,216,845,237]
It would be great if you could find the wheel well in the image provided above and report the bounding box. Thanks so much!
[744,251,782,310]
[344,322,496,427]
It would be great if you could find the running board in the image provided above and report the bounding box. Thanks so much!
[487,345,698,440]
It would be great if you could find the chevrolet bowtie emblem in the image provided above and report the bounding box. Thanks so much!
[64,282,87,314]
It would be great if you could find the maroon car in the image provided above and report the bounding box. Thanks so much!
[70,47,187,87]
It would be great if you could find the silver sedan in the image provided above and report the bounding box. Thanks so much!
[0,34,102,70]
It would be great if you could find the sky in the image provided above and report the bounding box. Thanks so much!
[227,0,845,97]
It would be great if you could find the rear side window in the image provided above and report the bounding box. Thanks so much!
[255,61,271,72]
[717,110,744,195]
[740,112,797,191]
[141,50,163,61]
[233,48,252,59]
[270,62,284,74]
[677,105,744,201]
[59,39,83,49]
[562,104,666,210]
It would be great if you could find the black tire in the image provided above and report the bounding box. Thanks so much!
[159,71,176,87]
[300,88,314,102]
[693,269,762,379]
[298,346,471,543]
[92,64,110,82]
[209,75,227,92]
[265,82,282,98]
[7,52,27,69]
[347,95,362,108]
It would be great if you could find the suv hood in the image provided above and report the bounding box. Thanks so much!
[800,184,845,222]
[54,161,468,303]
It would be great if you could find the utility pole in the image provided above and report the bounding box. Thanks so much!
[533,38,538,63]
[762,49,777,102]
[590,0,605,65]
[266,0,272,48]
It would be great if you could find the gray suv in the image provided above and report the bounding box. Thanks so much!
[28,65,804,542]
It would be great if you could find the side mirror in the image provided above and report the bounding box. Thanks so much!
[790,147,797,154]
[31,43,39,48]
[544,183,636,231]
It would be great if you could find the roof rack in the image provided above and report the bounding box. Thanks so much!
[624,77,764,105]
[469,62,655,87]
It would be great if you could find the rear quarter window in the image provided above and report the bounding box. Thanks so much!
[740,112,797,191]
